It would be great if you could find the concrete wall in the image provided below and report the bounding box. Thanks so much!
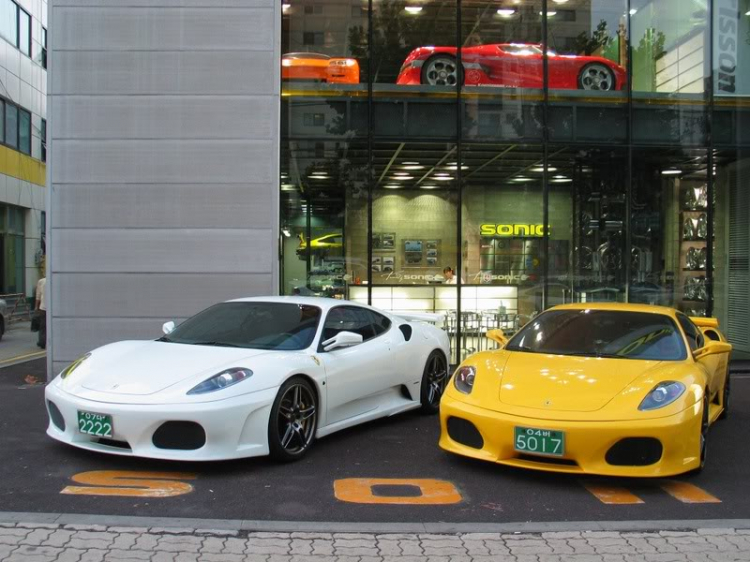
[48,0,281,377]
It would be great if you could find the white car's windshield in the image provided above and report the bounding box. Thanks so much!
[160,302,322,350]
[506,309,687,361]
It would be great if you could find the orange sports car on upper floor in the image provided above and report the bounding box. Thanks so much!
[282,52,360,84]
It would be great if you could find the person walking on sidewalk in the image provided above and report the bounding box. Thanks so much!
[35,274,46,349]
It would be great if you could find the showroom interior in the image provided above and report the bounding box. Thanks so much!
[280,0,750,363]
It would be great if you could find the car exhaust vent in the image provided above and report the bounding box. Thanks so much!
[153,421,206,450]
[399,324,413,341]
[606,437,663,466]
[47,401,65,431]
[95,438,131,450]
[447,416,484,449]
[517,454,577,467]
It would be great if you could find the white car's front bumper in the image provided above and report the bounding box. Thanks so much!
[45,383,278,461]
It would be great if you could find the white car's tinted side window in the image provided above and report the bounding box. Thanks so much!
[322,307,376,342]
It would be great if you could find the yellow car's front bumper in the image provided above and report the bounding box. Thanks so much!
[439,393,703,477]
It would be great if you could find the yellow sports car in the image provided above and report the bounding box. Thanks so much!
[297,233,343,256]
[440,303,732,477]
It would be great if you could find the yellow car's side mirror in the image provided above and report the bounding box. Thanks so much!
[486,329,509,348]
[693,341,732,360]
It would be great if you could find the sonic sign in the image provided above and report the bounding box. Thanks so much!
[480,224,548,237]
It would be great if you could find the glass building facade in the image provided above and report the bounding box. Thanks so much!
[280,0,750,362]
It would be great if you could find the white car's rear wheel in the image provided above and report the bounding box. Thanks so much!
[420,351,448,414]
[268,376,318,462]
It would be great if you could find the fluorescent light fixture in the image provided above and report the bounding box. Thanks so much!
[661,169,682,176]
[551,178,572,183]
[531,166,557,173]
[552,0,569,3]
[281,183,296,190]
[403,161,420,165]
[393,172,411,176]
[391,175,414,180]
[401,165,424,170]
[405,6,422,14]
[511,177,533,182]
[383,184,402,189]
[282,3,291,11]
[281,228,291,237]
[497,8,516,17]
[446,163,469,170]
[420,185,440,190]
[541,11,557,16]
[433,175,454,181]
[309,174,328,179]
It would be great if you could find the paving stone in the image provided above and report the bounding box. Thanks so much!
[102,549,151,560]
[151,552,177,562]
[200,537,225,553]
[398,540,424,556]
[63,525,109,532]
[197,554,246,562]
[334,547,381,556]
[110,533,138,550]
[660,532,699,538]
[643,554,690,562]
[0,544,15,558]
[419,540,464,548]
[133,535,160,551]
[290,533,334,540]
[546,539,575,554]
[3,544,62,561]
[55,548,87,562]
[482,540,511,555]
[172,554,199,562]
[624,538,658,553]
[150,528,196,535]
[377,540,402,555]
[542,532,582,540]
[251,533,293,539]
[420,547,468,556]
[460,539,489,555]
[567,539,597,554]
[587,539,630,547]
[245,542,290,556]
[289,539,313,555]
[289,556,330,562]
[20,529,55,546]
[377,535,419,541]
[333,533,377,540]
[153,535,203,553]
[194,529,238,536]
[0,528,30,538]
[311,539,335,555]
[381,557,429,562]
[583,533,625,539]
[646,539,680,553]
[0,523,16,528]
[558,555,606,562]
[43,530,75,547]
[696,529,736,537]
[222,537,248,554]
[334,539,378,548]
[509,544,554,555]
[67,538,116,550]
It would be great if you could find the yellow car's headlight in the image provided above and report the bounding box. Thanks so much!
[454,366,476,394]
[59,353,91,380]
[639,381,685,411]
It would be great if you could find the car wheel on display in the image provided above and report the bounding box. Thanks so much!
[578,63,616,91]
[421,55,463,86]
[268,376,318,462]
[719,371,730,420]
[420,350,449,414]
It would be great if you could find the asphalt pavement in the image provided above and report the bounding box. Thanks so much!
[2,359,750,526]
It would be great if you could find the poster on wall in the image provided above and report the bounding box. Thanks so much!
[382,256,395,272]
[373,232,396,250]
[713,0,749,96]
[404,240,423,266]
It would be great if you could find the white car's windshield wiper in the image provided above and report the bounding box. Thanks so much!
[156,336,173,343]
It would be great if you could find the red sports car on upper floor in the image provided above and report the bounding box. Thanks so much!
[396,43,626,91]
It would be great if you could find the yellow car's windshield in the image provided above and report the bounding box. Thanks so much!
[506,310,687,361]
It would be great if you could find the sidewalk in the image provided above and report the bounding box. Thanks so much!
[0,321,45,368]
[1,521,750,562]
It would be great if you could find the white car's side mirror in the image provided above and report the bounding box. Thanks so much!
[322,331,364,352]
[162,321,176,335]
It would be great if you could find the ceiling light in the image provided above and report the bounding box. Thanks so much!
[511,177,534,183]
[393,172,411,176]
[405,6,422,14]
[420,185,440,190]
[433,175,454,181]
[281,183,296,190]
[282,3,291,11]
[403,161,420,165]
[541,10,557,16]
[531,166,557,173]
[497,8,516,17]
[401,165,424,171]
[383,184,402,189]
[661,169,682,176]
[309,174,328,179]
[281,228,291,237]
[391,175,414,180]
[629,8,637,15]
[552,0,569,3]
[446,163,469,170]
[551,178,572,183]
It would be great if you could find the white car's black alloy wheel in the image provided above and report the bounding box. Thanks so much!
[269,377,317,461]
[420,351,448,414]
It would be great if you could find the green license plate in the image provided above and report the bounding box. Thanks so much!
[514,426,565,457]
[77,411,113,438]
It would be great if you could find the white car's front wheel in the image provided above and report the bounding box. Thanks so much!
[420,351,448,414]
[268,376,318,462]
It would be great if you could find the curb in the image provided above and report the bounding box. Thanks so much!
[1,512,749,535]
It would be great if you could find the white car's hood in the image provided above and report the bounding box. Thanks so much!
[78,340,276,396]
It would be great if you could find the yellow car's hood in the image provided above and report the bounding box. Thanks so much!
[498,352,663,412]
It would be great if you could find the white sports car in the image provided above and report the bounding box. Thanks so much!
[45,297,451,462]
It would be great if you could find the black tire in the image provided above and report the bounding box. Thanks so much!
[691,395,710,475]
[268,376,318,462]
[719,371,730,420]
[577,62,616,91]
[420,350,449,414]
[420,54,463,87]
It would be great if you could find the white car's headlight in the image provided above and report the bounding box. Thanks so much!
[454,366,476,395]
[60,353,91,380]
[187,368,253,395]
[638,381,686,411]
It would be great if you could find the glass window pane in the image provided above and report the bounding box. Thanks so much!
[18,7,29,55]
[631,0,709,146]
[0,1,17,46]
[40,117,45,162]
[0,100,5,144]
[18,108,29,154]
[5,104,17,148]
